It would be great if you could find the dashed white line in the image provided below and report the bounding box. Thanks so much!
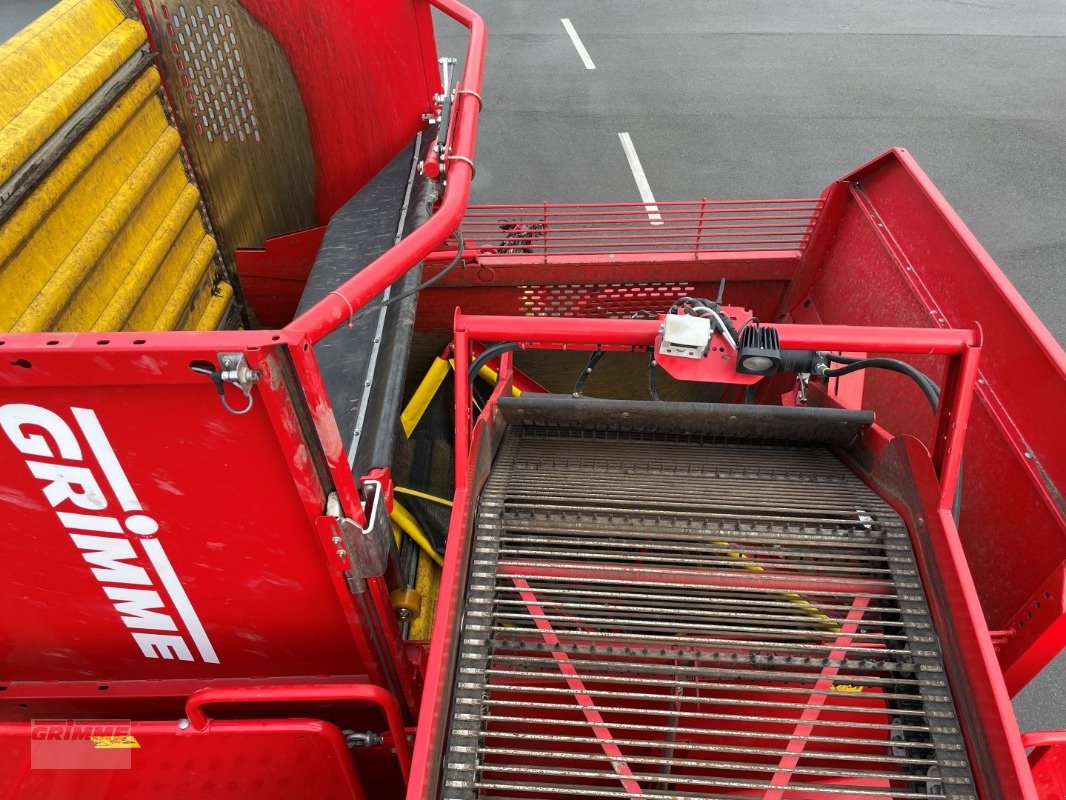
[618,132,663,225]
[561,18,596,70]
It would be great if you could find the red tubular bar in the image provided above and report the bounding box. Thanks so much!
[465,199,821,210]
[453,314,977,352]
[452,312,979,492]
[185,682,412,782]
[283,0,485,344]
[1022,731,1066,749]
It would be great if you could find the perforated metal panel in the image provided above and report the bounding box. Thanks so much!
[166,3,259,144]
[520,282,697,318]
[142,0,316,252]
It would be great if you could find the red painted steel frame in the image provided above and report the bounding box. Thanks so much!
[0,329,417,721]
[0,0,485,755]
[184,682,411,781]
[1023,730,1066,799]
[451,312,980,506]
[792,149,1066,694]
[426,315,1046,797]
[284,0,486,344]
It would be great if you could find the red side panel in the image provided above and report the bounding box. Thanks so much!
[238,0,438,223]
[0,331,387,688]
[791,148,1066,693]
[235,227,327,327]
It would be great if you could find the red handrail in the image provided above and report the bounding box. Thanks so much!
[1022,730,1066,749]
[185,682,411,781]
[284,0,486,344]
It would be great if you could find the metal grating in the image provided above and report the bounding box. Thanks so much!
[441,427,978,799]
[458,199,822,259]
[519,283,697,318]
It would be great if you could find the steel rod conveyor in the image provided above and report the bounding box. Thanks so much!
[437,396,978,799]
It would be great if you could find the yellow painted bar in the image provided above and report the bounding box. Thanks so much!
[16,128,182,331]
[0,0,236,333]
[193,281,234,331]
[125,232,217,330]
[0,70,160,268]
[0,0,127,126]
[154,234,219,330]
[410,551,442,641]
[92,186,201,331]
[0,17,145,182]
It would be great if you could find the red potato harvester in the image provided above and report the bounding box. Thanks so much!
[0,0,1064,798]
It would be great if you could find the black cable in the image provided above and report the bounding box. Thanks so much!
[824,352,942,402]
[668,295,741,344]
[348,231,465,324]
[823,357,940,411]
[572,348,605,397]
[468,340,519,385]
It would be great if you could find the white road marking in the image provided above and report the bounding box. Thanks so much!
[618,132,663,225]
[561,18,596,70]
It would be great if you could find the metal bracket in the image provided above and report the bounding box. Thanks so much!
[325,485,391,592]
[343,729,384,749]
[191,352,260,415]
[218,352,258,394]
[437,57,457,106]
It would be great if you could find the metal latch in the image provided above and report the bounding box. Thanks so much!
[325,483,391,591]
[190,352,260,415]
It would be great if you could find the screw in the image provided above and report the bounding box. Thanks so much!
[337,549,347,559]
[178,718,190,730]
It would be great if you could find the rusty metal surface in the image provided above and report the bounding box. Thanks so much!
[438,421,978,799]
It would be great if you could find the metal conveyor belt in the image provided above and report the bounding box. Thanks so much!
[440,412,978,799]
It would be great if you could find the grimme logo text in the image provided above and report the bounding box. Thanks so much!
[0,404,218,664]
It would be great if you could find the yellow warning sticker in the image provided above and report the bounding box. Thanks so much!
[830,684,865,693]
[90,736,140,749]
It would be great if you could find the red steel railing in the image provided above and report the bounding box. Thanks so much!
[428,198,822,263]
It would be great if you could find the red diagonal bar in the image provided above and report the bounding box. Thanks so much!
[764,595,874,799]
[510,577,646,798]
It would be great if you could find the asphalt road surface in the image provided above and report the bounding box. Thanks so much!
[4,0,1065,739]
